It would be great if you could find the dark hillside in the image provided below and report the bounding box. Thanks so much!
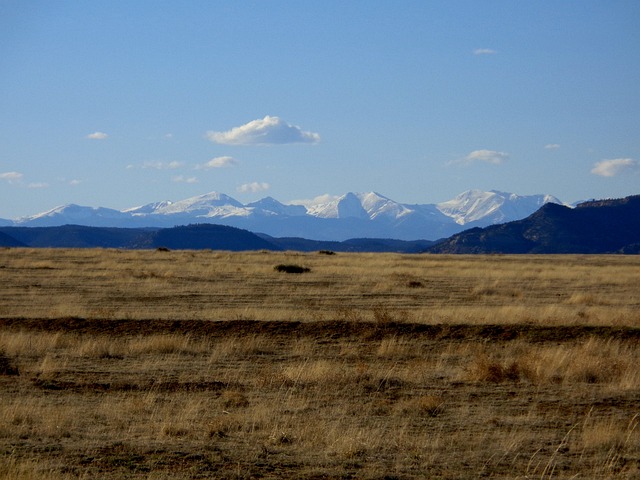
[260,235,434,253]
[0,231,25,247]
[149,224,280,251]
[427,195,640,254]
[0,225,151,248]
[0,224,279,251]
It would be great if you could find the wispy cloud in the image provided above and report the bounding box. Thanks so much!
[544,144,561,150]
[86,131,109,140]
[133,161,185,170]
[237,182,270,193]
[196,156,238,169]
[474,48,497,55]
[591,158,638,177]
[172,175,198,184]
[206,116,320,146]
[0,171,23,184]
[153,161,183,170]
[449,149,509,166]
[27,182,49,189]
[69,179,82,186]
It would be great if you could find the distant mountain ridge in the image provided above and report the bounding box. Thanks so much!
[2,194,638,253]
[426,195,640,254]
[3,189,563,241]
[0,224,434,252]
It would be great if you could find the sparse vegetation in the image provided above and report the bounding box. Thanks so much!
[0,249,639,478]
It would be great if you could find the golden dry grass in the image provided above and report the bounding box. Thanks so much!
[1,248,639,325]
[0,248,639,478]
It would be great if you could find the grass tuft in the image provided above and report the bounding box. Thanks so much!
[467,353,523,383]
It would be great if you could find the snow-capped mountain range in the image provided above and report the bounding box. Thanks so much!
[4,190,563,241]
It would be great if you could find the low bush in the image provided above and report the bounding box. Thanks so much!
[0,351,19,375]
[274,264,311,274]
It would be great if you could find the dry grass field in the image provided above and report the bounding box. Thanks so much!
[0,248,639,479]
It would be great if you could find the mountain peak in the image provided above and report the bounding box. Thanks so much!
[15,203,129,227]
[8,189,567,241]
[246,197,306,217]
[124,201,173,215]
[437,190,561,225]
[150,191,244,216]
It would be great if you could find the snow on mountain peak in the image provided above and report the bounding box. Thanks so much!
[305,191,412,220]
[246,197,307,217]
[6,189,565,240]
[359,192,413,220]
[436,190,497,224]
[305,192,359,219]
[20,204,77,220]
[124,201,173,215]
[437,190,561,225]
[15,203,130,227]
[150,192,244,216]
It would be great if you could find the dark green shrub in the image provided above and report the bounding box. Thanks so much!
[274,264,311,274]
[0,351,19,376]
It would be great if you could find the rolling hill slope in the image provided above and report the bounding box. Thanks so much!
[427,195,640,254]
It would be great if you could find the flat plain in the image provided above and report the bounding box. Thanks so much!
[1,248,639,479]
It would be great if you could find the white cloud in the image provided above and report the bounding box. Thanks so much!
[467,150,508,164]
[172,175,198,184]
[289,193,340,207]
[28,182,49,189]
[0,171,23,183]
[237,182,270,193]
[69,179,82,186]
[86,131,109,140]
[196,156,238,169]
[125,160,184,170]
[206,116,320,146]
[449,149,509,166]
[142,161,184,170]
[591,158,638,177]
[474,48,497,55]
[544,144,561,150]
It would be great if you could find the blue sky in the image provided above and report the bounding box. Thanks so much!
[1,1,639,218]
